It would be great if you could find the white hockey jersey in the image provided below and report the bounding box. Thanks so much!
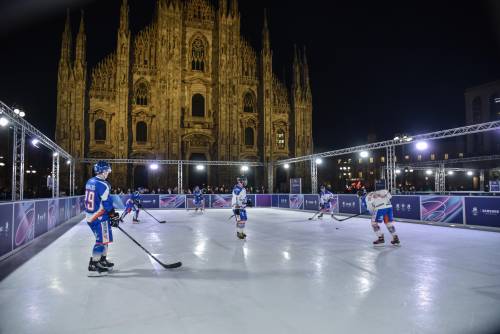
[231,184,247,208]
[365,189,392,212]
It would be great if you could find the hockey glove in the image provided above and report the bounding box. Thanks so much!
[233,208,241,216]
[108,210,120,228]
[245,199,253,207]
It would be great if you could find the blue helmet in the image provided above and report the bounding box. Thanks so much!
[93,160,111,174]
[132,191,140,200]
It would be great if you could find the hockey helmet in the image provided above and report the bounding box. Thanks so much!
[237,176,248,186]
[94,160,111,175]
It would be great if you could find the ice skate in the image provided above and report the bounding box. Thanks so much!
[237,232,246,240]
[88,257,108,277]
[391,235,401,246]
[373,235,385,246]
[100,256,114,271]
[317,213,323,220]
[132,218,140,224]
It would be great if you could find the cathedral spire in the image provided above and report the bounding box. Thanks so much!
[292,44,302,95]
[262,9,270,52]
[302,46,311,99]
[230,0,238,17]
[60,9,72,62]
[119,0,129,33]
[75,10,86,65]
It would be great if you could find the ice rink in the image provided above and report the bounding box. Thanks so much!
[1,208,500,334]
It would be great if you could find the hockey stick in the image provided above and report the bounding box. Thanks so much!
[141,207,167,224]
[331,211,369,222]
[117,226,182,269]
[308,209,323,220]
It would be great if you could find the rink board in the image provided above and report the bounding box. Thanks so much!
[0,196,84,260]
[1,194,499,260]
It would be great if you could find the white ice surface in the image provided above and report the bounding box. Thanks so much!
[1,208,500,334]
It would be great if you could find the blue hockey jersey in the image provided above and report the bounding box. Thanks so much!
[84,176,114,222]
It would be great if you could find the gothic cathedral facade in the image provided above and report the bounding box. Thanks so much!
[56,0,312,190]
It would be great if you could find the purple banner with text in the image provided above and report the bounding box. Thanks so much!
[391,195,421,221]
[464,197,500,228]
[338,195,360,214]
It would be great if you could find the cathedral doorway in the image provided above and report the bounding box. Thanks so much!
[188,153,207,190]
[133,165,149,190]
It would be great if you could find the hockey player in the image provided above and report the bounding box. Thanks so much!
[123,191,142,223]
[365,189,401,246]
[84,161,121,276]
[232,176,248,239]
[318,185,334,219]
[193,186,205,212]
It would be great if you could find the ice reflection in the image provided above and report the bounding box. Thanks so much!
[415,257,438,310]
[283,251,290,260]
[194,240,206,257]
[355,250,377,296]
[48,278,65,295]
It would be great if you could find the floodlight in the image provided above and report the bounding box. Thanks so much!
[416,141,428,151]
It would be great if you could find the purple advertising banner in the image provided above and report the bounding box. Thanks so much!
[159,195,186,209]
[304,195,320,211]
[391,195,421,221]
[71,197,79,217]
[272,195,279,207]
[140,195,160,209]
[211,194,233,208]
[79,196,85,211]
[420,196,463,224]
[289,194,304,209]
[0,203,13,257]
[256,194,272,207]
[58,198,67,226]
[14,201,35,250]
[464,197,500,228]
[338,194,360,214]
[290,178,302,194]
[246,195,256,208]
[35,201,49,238]
[186,195,210,209]
[48,199,58,231]
[331,195,339,214]
[278,195,290,209]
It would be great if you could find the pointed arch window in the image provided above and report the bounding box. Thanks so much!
[95,119,106,141]
[192,94,205,117]
[276,129,285,150]
[245,127,254,146]
[136,121,148,143]
[243,92,255,113]
[135,82,149,106]
[191,38,206,72]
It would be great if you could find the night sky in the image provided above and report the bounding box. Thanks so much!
[1,0,499,153]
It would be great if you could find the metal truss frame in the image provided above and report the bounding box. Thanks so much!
[11,127,25,200]
[276,120,500,165]
[1,101,72,200]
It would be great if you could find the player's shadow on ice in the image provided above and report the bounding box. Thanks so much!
[106,267,313,280]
